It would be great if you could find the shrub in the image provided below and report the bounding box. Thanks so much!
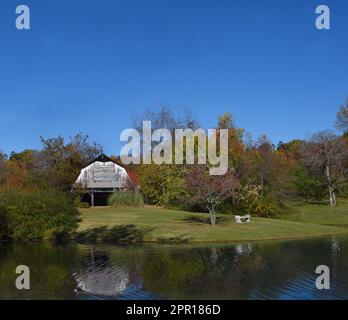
[233,185,278,218]
[0,188,80,241]
[108,191,144,208]
[251,199,278,218]
[78,202,90,209]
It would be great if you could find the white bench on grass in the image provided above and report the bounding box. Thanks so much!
[235,215,251,224]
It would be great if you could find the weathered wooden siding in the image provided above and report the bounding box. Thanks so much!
[75,161,129,189]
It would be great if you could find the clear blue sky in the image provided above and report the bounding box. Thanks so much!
[0,0,347,155]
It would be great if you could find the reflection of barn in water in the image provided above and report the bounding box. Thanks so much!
[73,252,132,297]
[73,250,160,299]
[74,154,139,206]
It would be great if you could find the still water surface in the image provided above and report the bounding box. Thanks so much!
[1,236,348,300]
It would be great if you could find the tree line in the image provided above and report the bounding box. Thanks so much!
[132,99,348,224]
[0,98,348,233]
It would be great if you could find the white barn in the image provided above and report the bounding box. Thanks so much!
[74,154,136,206]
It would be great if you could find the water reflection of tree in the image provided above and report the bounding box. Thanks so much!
[138,246,266,299]
[330,236,348,297]
[249,238,348,299]
[138,238,348,299]
[0,243,79,300]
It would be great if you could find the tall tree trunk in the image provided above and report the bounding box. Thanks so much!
[325,164,336,207]
[209,208,216,225]
[332,190,337,206]
[260,175,264,199]
[305,194,309,204]
[328,185,335,207]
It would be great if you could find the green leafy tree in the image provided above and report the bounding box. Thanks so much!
[244,135,295,203]
[140,164,188,206]
[0,151,7,186]
[0,188,80,240]
[293,166,325,203]
[39,133,103,192]
[335,98,348,133]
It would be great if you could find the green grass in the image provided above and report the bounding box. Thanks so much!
[78,205,348,243]
[280,199,348,227]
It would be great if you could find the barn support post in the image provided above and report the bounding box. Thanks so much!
[91,192,95,207]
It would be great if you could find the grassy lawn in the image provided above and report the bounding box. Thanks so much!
[78,205,348,243]
[280,199,348,227]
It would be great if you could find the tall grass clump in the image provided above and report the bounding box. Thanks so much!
[108,191,144,208]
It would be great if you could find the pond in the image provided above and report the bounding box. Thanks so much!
[1,236,348,300]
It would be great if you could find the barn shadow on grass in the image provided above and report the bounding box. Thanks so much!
[76,224,154,245]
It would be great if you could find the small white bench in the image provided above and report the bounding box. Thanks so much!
[235,215,251,224]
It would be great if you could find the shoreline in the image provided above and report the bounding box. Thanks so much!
[1,229,348,245]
